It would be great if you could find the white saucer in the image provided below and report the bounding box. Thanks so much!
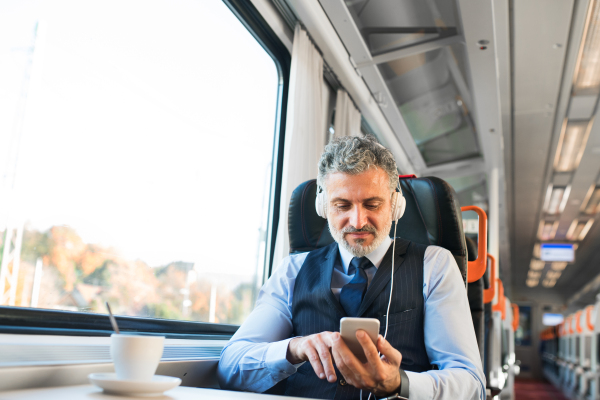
[88,373,181,396]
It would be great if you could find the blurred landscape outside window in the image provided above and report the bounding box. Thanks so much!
[0,0,279,325]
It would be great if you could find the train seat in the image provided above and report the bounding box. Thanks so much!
[287,176,494,391]
[577,306,595,397]
[565,313,578,391]
[465,236,484,363]
[267,176,470,395]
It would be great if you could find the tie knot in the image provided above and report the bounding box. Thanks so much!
[348,257,372,275]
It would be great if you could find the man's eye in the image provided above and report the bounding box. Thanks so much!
[365,204,380,210]
[335,204,350,210]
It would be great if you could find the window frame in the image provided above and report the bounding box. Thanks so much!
[0,0,290,338]
[221,0,291,280]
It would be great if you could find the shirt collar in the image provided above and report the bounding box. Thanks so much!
[338,236,393,274]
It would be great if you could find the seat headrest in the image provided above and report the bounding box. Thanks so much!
[288,176,467,282]
[466,235,490,289]
[288,180,334,254]
[465,236,478,262]
[395,177,467,282]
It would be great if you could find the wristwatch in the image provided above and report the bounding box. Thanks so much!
[382,369,409,400]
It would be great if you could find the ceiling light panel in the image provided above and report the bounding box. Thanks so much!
[530,259,546,270]
[538,221,559,240]
[528,270,542,279]
[543,185,570,214]
[582,185,600,214]
[554,120,592,172]
[533,243,541,259]
[526,278,539,287]
[547,270,562,280]
[574,0,600,94]
[542,278,557,288]
[552,262,568,271]
[566,219,595,240]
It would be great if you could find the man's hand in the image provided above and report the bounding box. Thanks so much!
[287,332,338,383]
[331,330,403,396]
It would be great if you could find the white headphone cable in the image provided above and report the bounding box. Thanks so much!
[384,220,398,340]
[366,217,399,400]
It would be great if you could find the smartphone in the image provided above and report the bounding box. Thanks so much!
[340,317,380,363]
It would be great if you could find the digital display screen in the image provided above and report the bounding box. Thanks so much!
[540,243,575,262]
[543,313,564,326]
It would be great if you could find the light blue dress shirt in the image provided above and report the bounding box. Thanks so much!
[217,237,486,399]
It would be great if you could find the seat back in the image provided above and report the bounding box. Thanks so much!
[287,176,468,282]
[466,236,485,363]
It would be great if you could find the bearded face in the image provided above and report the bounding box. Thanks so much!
[324,168,394,257]
[328,218,392,257]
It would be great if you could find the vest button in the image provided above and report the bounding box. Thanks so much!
[339,379,346,386]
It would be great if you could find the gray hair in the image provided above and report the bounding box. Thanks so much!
[317,135,399,193]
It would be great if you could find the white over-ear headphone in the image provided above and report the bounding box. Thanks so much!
[315,183,406,221]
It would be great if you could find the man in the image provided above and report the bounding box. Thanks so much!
[218,136,485,399]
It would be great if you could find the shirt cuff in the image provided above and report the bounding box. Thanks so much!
[404,370,434,400]
[265,337,303,380]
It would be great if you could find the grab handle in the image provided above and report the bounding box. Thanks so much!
[511,304,520,332]
[483,254,496,304]
[576,310,583,334]
[586,305,595,331]
[461,206,488,283]
[492,280,505,320]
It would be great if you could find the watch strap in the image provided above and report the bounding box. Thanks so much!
[382,369,409,400]
[399,369,409,398]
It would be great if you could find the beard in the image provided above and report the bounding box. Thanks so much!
[328,217,393,258]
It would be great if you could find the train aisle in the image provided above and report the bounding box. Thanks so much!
[514,379,568,400]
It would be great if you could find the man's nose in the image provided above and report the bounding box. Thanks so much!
[349,205,367,229]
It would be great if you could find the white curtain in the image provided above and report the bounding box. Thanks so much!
[333,89,361,138]
[272,25,325,267]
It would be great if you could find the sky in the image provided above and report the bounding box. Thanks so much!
[0,0,279,277]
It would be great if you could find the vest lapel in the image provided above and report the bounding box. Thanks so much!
[320,243,347,317]
[356,239,410,317]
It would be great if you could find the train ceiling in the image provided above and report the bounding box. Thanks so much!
[274,0,600,307]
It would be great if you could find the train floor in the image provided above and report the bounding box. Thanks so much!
[515,379,569,400]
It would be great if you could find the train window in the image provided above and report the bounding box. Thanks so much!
[0,0,283,327]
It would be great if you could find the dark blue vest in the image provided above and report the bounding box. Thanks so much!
[284,238,432,399]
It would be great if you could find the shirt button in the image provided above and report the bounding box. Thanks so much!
[339,379,346,386]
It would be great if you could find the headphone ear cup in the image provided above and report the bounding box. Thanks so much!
[315,191,327,219]
[397,194,406,220]
[391,191,406,221]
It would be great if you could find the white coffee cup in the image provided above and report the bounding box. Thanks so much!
[110,334,165,381]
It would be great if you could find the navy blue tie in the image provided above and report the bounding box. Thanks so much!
[339,257,373,317]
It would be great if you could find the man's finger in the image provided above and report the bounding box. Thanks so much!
[314,335,336,382]
[356,330,381,366]
[376,335,402,367]
[331,342,362,388]
[304,346,327,380]
[332,333,368,383]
